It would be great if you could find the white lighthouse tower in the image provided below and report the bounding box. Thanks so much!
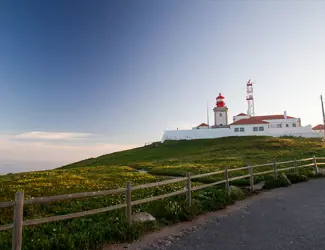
[213,93,229,127]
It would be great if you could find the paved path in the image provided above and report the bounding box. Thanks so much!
[123,178,325,250]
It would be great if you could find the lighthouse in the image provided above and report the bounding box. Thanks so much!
[213,93,229,127]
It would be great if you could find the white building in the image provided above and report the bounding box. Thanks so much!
[193,123,209,129]
[161,93,323,142]
[312,124,325,133]
[233,112,300,129]
[229,112,301,133]
[229,117,269,134]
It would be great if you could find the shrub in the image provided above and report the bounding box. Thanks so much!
[195,188,233,212]
[297,169,325,179]
[229,186,245,200]
[230,179,250,187]
[263,174,292,190]
[144,197,201,225]
[286,174,308,184]
[305,170,316,178]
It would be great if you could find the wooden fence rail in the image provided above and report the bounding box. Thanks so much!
[276,160,295,165]
[252,162,274,168]
[297,157,314,162]
[0,156,324,250]
[0,188,127,209]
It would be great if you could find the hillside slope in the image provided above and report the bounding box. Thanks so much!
[1,136,324,249]
[61,136,325,175]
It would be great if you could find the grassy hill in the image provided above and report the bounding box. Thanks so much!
[1,136,324,249]
[61,136,325,176]
[1,136,324,201]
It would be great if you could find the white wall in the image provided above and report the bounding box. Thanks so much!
[267,126,323,138]
[161,125,323,142]
[264,118,299,128]
[231,124,269,135]
[161,128,232,142]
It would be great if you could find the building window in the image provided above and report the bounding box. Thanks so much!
[286,124,289,128]
[219,113,222,117]
[293,124,296,127]
[259,126,264,131]
[240,127,245,132]
[253,127,258,131]
[277,124,282,128]
[234,128,239,132]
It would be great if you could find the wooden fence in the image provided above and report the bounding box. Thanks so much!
[1,156,325,250]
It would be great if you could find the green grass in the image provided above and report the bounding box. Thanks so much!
[0,166,163,201]
[61,136,325,185]
[0,136,324,249]
[61,136,325,175]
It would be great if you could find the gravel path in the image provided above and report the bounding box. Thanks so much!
[119,178,325,250]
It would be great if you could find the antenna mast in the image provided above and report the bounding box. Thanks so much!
[246,79,255,116]
[321,95,325,139]
[207,102,210,128]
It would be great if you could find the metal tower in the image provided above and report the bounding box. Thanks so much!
[207,101,210,128]
[246,79,255,116]
[321,95,325,140]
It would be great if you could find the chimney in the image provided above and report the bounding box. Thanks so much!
[284,111,287,119]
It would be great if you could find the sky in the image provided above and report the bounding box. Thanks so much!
[0,0,325,174]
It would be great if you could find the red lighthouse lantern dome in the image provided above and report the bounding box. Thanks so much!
[216,93,225,107]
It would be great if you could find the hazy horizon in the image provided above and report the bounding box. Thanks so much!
[0,159,66,175]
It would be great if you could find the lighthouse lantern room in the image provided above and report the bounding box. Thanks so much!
[213,93,229,127]
[216,93,225,107]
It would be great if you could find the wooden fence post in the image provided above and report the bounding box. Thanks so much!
[225,167,230,196]
[313,155,319,175]
[294,159,297,175]
[248,166,254,192]
[186,172,191,206]
[125,182,132,225]
[12,191,24,250]
[273,160,277,179]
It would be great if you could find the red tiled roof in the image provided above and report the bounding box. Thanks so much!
[229,118,269,125]
[312,124,324,130]
[198,123,209,127]
[252,115,295,120]
[236,113,248,116]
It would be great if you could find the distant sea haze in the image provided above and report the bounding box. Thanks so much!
[0,160,67,175]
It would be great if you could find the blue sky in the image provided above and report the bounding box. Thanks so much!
[0,1,325,173]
